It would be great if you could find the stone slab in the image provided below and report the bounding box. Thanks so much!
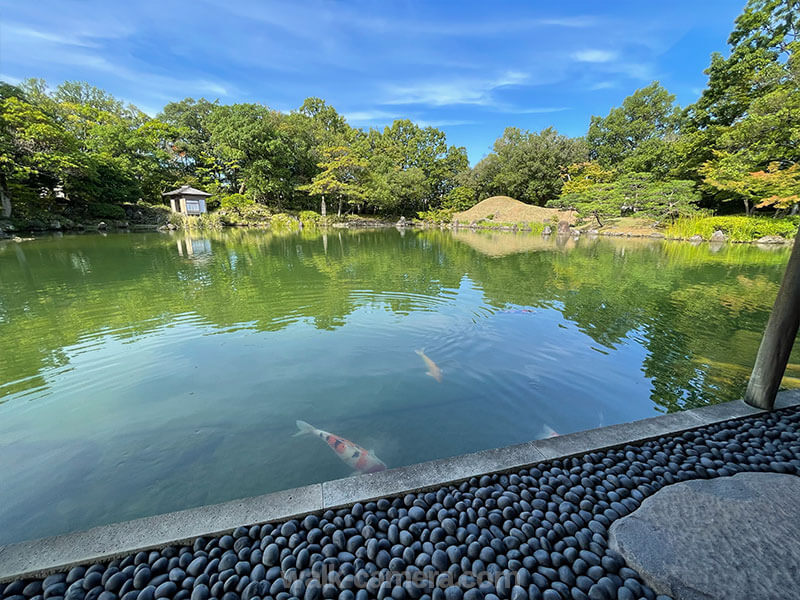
[775,388,800,409]
[532,409,706,460]
[0,483,322,582]
[322,441,547,507]
[609,472,800,600]
[688,398,764,424]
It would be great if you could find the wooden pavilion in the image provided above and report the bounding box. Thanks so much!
[163,185,211,216]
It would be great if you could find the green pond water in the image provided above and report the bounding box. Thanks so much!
[0,228,797,544]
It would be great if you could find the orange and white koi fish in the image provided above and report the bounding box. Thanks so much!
[294,420,387,474]
[415,349,443,382]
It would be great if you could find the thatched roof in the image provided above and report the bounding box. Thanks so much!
[162,185,211,197]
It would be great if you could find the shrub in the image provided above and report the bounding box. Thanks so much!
[171,212,223,230]
[218,203,272,226]
[219,194,254,214]
[122,202,170,225]
[418,208,454,224]
[270,213,300,231]
[666,215,798,241]
[298,210,322,227]
[87,203,126,220]
[442,186,476,212]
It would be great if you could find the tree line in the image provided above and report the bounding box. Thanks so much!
[0,0,797,224]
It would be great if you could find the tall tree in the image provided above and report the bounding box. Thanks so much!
[471,127,587,205]
[588,82,682,177]
[298,145,367,216]
[681,0,799,207]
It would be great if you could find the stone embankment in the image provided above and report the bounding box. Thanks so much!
[2,402,799,600]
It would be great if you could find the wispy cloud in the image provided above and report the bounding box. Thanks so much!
[509,106,570,114]
[3,25,101,48]
[613,63,657,81]
[589,81,615,90]
[414,119,477,128]
[343,110,402,124]
[384,71,528,107]
[374,16,599,36]
[572,49,619,63]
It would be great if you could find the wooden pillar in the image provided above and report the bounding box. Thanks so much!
[745,227,800,409]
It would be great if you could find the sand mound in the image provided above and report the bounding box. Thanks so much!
[454,196,576,224]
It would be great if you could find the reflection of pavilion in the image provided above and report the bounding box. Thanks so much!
[176,236,212,257]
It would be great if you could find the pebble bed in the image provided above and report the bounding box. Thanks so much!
[3,407,800,600]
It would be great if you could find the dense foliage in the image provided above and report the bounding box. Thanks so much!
[0,0,796,225]
[0,86,468,221]
[550,0,799,224]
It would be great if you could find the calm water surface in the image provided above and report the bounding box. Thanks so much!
[0,228,797,543]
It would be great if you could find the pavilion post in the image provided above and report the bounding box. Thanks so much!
[745,227,800,409]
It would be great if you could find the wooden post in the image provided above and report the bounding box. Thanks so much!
[745,228,800,409]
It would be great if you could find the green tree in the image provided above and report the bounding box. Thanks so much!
[298,145,368,216]
[641,179,702,221]
[564,183,620,227]
[687,0,798,130]
[471,127,587,205]
[219,193,255,215]
[443,186,476,211]
[679,0,799,202]
[0,92,82,217]
[588,82,682,177]
[355,120,467,214]
[560,162,616,196]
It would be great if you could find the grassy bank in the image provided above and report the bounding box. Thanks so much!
[665,216,799,242]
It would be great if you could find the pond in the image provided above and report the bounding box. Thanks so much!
[0,228,797,544]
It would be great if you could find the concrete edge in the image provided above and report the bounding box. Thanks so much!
[2,390,799,582]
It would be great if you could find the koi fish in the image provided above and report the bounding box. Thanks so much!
[542,424,560,438]
[415,349,443,382]
[293,420,387,474]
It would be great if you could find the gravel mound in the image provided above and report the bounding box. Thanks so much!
[454,197,575,225]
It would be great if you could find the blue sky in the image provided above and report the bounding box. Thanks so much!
[0,0,743,163]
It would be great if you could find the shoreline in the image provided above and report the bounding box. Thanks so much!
[1,218,795,246]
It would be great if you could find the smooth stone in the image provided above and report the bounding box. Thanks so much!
[154,582,177,599]
[187,557,207,577]
[191,585,209,600]
[610,472,800,600]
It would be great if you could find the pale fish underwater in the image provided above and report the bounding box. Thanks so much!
[542,424,560,438]
[293,420,387,474]
[415,349,443,383]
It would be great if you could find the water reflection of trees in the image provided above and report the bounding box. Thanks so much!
[0,229,794,411]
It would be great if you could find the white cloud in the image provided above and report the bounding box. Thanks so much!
[572,49,619,63]
[589,81,615,90]
[384,71,528,107]
[343,110,401,124]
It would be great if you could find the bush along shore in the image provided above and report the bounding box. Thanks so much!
[0,203,173,239]
[2,198,797,245]
[0,206,418,240]
[2,406,800,600]
[3,211,797,247]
